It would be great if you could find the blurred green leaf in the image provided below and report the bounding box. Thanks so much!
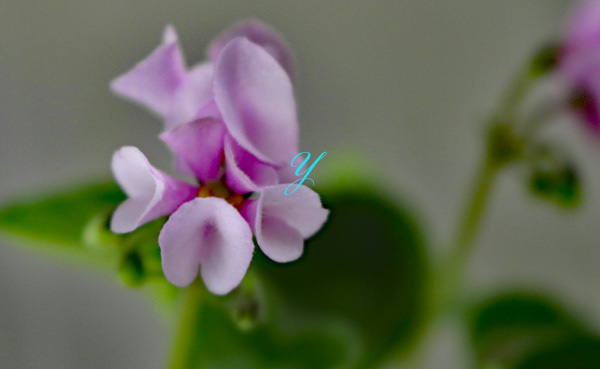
[469,291,592,368]
[0,181,124,245]
[515,335,600,369]
[0,181,124,264]
[253,175,428,368]
[172,286,355,369]
[119,250,145,287]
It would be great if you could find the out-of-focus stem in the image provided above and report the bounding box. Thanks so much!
[391,65,538,368]
[439,64,536,309]
[168,282,204,369]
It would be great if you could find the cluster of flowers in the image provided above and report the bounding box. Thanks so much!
[110,20,328,295]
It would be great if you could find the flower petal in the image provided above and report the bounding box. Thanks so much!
[110,26,186,117]
[160,118,226,183]
[165,62,214,130]
[564,0,600,49]
[246,184,328,263]
[208,19,295,79]
[158,197,254,294]
[260,184,329,238]
[224,135,278,194]
[561,1,600,86]
[163,24,178,44]
[255,215,304,263]
[110,146,196,233]
[275,163,299,184]
[194,99,222,120]
[214,37,298,165]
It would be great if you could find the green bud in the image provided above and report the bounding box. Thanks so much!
[529,43,560,78]
[231,294,260,331]
[529,165,581,208]
[81,212,120,251]
[118,251,146,287]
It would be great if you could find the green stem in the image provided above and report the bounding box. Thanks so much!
[168,282,205,369]
[438,62,537,308]
[447,156,498,284]
[393,64,538,368]
[498,67,535,124]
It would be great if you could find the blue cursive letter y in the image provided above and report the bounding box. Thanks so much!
[284,152,327,195]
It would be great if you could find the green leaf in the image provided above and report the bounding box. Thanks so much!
[515,335,600,369]
[253,171,428,367]
[171,284,356,369]
[469,291,592,368]
[0,181,125,264]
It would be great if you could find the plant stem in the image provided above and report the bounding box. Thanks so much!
[393,65,538,368]
[438,63,537,310]
[445,156,499,291]
[168,282,204,369]
[499,67,535,124]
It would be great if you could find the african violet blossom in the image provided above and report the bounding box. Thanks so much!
[560,0,600,133]
[109,22,328,295]
[111,21,298,190]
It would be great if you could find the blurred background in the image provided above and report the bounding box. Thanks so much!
[2,0,598,368]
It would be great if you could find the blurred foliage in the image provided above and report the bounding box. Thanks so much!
[529,43,559,79]
[252,173,428,368]
[528,165,581,208]
[0,181,124,266]
[0,181,180,306]
[515,335,600,369]
[469,291,599,369]
[0,169,428,368]
[486,123,524,167]
[171,286,354,369]
[524,141,581,209]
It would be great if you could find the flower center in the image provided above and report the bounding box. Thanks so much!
[197,182,245,211]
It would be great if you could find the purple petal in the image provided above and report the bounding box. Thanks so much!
[208,19,295,79]
[564,0,600,48]
[194,99,222,120]
[224,135,278,194]
[165,62,214,130]
[245,184,328,262]
[255,215,304,262]
[561,1,600,86]
[571,81,600,135]
[213,37,298,166]
[163,24,178,44]
[158,197,254,294]
[110,146,196,234]
[160,118,226,183]
[275,163,298,184]
[111,26,186,117]
[261,184,329,238]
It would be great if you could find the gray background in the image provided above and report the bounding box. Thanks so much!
[2,0,596,368]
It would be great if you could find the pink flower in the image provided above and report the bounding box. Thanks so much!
[109,23,328,295]
[111,21,298,188]
[110,146,328,295]
[560,0,600,133]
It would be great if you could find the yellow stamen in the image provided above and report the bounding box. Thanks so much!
[197,185,212,198]
[229,193,245,210]
[197,182,247,211]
